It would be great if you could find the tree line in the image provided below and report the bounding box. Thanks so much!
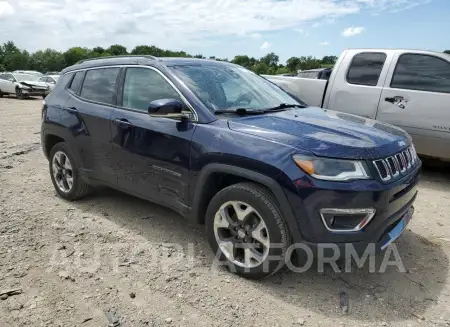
[1,41,449,75]
[0,41,337,75]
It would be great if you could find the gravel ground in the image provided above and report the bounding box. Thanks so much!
[0,96,449,327]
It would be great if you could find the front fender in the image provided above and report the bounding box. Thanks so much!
[190,163,303,242]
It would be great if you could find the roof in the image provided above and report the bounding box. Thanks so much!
[62,56,232,74]
[345,48,450,57]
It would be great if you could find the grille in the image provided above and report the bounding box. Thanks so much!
[373,145,418,182]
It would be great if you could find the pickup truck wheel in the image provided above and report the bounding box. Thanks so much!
[49,142,91,201]
[205,182,290,279]
[15,87,24,100]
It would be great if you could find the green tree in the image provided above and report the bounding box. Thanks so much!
[63,47,91,66]
[286,57,301,72]
[231,55,256,69]
[252,62,269,74]
[444,50,450,54]
[106,44,127,56]
[260,52,279,67]
[321,55,338,65]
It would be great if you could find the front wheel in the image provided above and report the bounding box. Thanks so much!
[15,87,25,99]
[205,182,290,279]
[49,142,91,200]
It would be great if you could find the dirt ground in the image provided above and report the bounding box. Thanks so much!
[0,96,449,327]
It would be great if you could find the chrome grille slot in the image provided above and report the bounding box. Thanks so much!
[403,150,411,168]
[373,145,418,182]
[386,157,399,177]
[395,153,406,172]
[374,159,391,181]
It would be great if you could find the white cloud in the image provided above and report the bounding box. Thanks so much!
[0,1,14,16]
[250,33,262,39]
[0,0,431,52]
[260,41,271,50]
[319,41,329,46]
[355,0,431,13]
[342,26,365,37]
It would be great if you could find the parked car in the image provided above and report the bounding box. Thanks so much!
[264,49,450,161]
[13,70,44,77]
[39,75,60,92]
[296,68,332,80]
[45,71,60,75]
[0,72,49,99]
[41,56,420,279]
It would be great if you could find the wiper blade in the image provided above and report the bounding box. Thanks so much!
[214,103,307,115]
[214,108,265,115]
[264,103,307,112]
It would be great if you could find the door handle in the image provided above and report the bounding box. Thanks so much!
[384,97,396,103]
[66,107,78,113]
[385,96,407,109]
[113,118,133,128]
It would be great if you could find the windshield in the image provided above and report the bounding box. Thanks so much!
[14,74,39,82]
[169,63,302,113]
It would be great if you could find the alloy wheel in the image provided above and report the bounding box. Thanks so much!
[213,201,270,269]
[52,151,74,193]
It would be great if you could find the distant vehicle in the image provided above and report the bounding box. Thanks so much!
[45,71,60,76]
[277,73,296,77]
[39,75,60,92]
[0,72,49,99]
[296,68,332,80]
[265,48,450,161]
[13,70,44,77]
[41,55,419,279]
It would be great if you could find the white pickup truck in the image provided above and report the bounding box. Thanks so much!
[265,49,450,161]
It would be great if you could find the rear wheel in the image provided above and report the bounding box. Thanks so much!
[205,182,290,279]
[49,142,91,200]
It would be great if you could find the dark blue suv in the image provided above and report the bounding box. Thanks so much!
[41,56,420,279]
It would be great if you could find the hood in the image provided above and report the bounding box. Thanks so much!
[227,107,411,160]
[18,80,48,88]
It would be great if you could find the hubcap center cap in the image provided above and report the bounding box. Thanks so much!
[237,229,246,239]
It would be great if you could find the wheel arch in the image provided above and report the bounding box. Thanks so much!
[190,163,302,242]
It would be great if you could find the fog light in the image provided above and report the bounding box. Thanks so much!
[320,208,376,232]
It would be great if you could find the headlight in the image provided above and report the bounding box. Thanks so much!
[293,155,370,181]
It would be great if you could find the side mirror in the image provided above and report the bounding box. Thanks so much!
[148,99,188,119]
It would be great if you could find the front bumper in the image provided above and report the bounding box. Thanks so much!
[21,87,48,96]
[287,163,420,256]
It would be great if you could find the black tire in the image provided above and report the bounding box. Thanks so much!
[15,87,24,100]
[205,182,290,279]
[49,142,91,201]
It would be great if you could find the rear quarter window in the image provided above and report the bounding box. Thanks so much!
[68,71,85,93]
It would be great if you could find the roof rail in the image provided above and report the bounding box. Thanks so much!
[76,55,158,65]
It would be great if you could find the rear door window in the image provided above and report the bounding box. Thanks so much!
[391,54,450,93]
[80,68,120,105]
[347,52,387,86]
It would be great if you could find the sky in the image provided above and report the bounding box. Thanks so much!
[0,0,448,63]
